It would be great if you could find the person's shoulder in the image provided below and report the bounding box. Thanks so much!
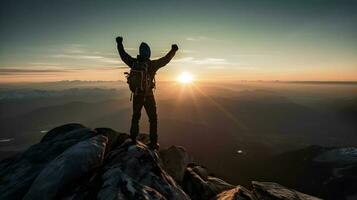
[147,59,155,65]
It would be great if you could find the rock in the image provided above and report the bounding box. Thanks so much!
[95,128,122,153]
[159,145,194,183]
[211,186,257,200]
[182,164,235,200]
[0,123,95,200]
[97,140,190,200]
[0,123,323,200]
[40,123,87,142]
[23,135,108,200]
[212,182,322,200]
[252,181,322,200]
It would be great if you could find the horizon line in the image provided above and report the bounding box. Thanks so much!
[1,80,357,85]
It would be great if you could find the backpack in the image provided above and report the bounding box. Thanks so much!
[124,61,154,95]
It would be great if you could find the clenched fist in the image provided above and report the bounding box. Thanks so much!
[116,36,123,44]
[171,44,178,51]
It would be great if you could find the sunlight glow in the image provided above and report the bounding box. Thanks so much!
[177,72,194,84]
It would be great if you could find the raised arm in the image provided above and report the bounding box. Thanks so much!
[151,44,178,70]
[116,36,134,67]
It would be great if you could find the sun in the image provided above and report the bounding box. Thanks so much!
[177,71,194,84]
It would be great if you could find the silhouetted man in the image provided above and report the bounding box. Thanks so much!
[116,36,178,150]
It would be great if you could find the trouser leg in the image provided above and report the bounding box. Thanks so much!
[130,95,144,140]
[144,95,158,143]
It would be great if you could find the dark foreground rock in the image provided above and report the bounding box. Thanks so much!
[24,134,107,200]
[182,164,235,200]
[211,186,256,200]
[0,123,321,200]
[159,145,194,183]
[252,181,321,200]
[97,140,189,200]
[0,123,96,199]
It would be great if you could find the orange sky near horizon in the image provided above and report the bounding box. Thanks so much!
[1,65,356,83]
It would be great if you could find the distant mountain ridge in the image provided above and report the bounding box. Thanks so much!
[0,88,125,100]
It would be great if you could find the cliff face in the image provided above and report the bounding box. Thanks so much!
[0,123,321,200]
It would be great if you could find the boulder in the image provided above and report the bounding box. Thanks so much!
[23,134,108,200]
[97,140,190,200]
[159,145,194,183]
[0,124,324,200]
[0,123,95,200]
[40,123,87,142]
[252,181,322,200]
[211,186,257,200]
[95,128,123,153]
[182,164,235,200]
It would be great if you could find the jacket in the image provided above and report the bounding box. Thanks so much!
[117,43,176,96]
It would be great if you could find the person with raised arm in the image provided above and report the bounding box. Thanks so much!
[116,36,178,150]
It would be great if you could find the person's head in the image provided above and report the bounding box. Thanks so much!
[139,42,151,59]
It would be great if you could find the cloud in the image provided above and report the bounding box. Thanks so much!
[180,49,198,54]
[52,44,122,64]
[62,44,86,54]
[52,54,102,59]
[29,44,120,65]
[173,57,229,65]
[158,49,197,55]
[51,54,121,64]
[185,37,198,41]
[185,36,209,41]
[207,66,226,69]
[196,58,227,65]
[0,68,71,75]
[185,36,221,42]
[16,44,126,75]
[0,65,128,76]
[1,44,127,78]
[30,62,61,66]
[231,51,281,58]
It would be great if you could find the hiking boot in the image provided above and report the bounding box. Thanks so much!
[148,142,160,150]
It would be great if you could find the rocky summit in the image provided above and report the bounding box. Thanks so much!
[0,123,321,200]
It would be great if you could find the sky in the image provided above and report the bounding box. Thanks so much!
[0,0,357,82]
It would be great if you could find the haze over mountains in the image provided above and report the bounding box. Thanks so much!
[0,80,356,196]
